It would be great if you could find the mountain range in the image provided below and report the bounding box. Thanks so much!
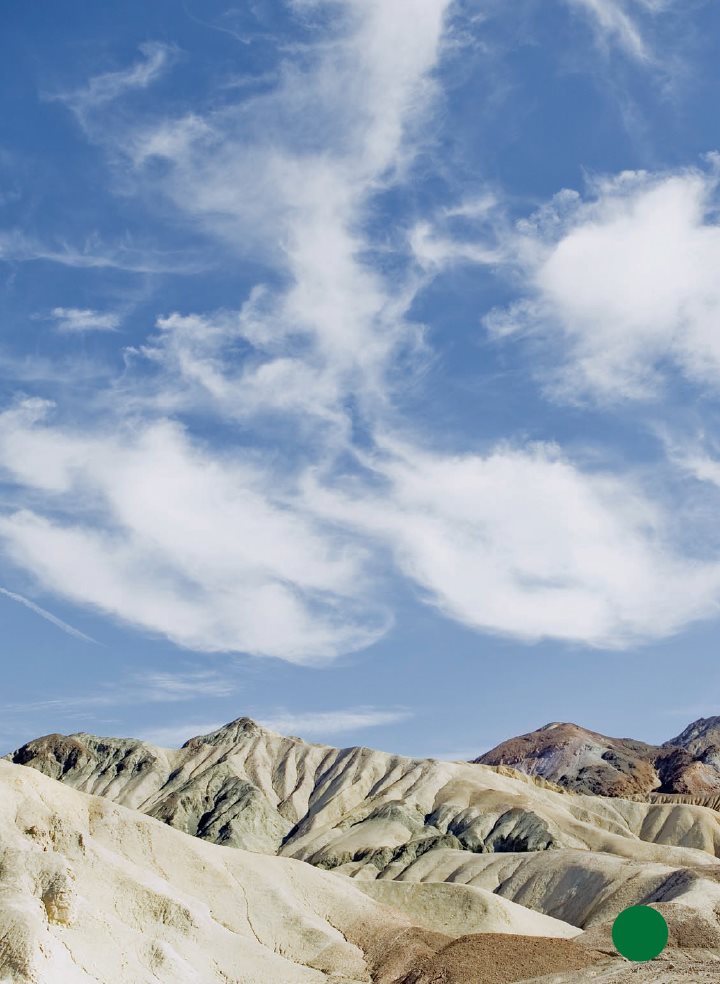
[5,716,720,981]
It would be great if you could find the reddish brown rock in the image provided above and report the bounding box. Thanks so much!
[476,718,720,797]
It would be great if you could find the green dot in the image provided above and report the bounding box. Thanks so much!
[612,905,668,962]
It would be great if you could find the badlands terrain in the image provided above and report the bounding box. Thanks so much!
[4,717,720,981]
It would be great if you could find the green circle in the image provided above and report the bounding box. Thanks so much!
[612,905,668,962]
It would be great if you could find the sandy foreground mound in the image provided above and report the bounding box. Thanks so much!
[4,758,720,981]
[0,760,608,984]
[392,933,601,984]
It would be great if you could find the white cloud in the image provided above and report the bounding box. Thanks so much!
[136,670,237,702]
[6,2,720,663]
[0,400,386,662]
[0,2,458,662]
[7,394,718,652]
[50,307,120,333]
[256,706,412,738]
[304,437,720,648]
[409,219,502,270]
[120,0,452,425]
[483,163,720,402]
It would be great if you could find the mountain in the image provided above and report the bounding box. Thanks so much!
[476,718,720,798]
[8,718,720,866]
[666,716,720,758]
[6,718,720,926]
[7,720,720,980]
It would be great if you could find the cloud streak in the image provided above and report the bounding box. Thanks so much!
[50,308,121,333]
[137,705,413,747]
[256,706,413,738]
[0,586,96,643]
[0,669,238,716]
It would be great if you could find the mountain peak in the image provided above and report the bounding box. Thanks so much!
[181,717,268,749]
[666,716,720,750]
[538,722,582,733]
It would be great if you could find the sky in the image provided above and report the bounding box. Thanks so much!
[3,0,720,758]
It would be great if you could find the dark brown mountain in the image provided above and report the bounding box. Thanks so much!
[475,718,720,797]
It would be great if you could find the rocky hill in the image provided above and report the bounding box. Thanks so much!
[2,759,603,983]
[476,718,720,797]
[7,721,720,981]
[7,718,720,923]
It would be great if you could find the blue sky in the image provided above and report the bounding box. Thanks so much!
[3,0,720,757]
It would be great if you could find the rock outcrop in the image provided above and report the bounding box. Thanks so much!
[476,717,720,797]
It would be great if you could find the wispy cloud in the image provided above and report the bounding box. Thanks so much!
[51,42,174,120]
[50,307,121,333]
[256,706,413,738]
[136,722,226,747]
[118,0,452,429]
[303,436,720,648]
[564,0,670,62]
[0,399,387,661]
[3,0,720,665]
[0,1,451,661]
[0,586,96,643]
[136,705,412,747]
[0,229,204,274]
[0,669,238,716]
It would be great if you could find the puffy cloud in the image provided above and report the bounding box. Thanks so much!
[485,163,720,402]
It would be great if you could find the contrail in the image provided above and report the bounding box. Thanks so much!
[0,587,97,643]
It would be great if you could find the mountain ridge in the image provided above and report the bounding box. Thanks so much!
[476,716,720,797]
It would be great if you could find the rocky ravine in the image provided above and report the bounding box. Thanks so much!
[476,717,720,798]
